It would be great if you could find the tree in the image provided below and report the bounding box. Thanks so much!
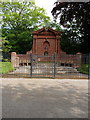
[51,2,90,54]
[44,21,62,31]
[60,21,82,54]
[1,1,50,54]
[60,29,81,54]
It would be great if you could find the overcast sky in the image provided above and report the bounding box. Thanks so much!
[35,0,56,21]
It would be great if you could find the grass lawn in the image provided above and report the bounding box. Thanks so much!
[0,62,14,74]
[78,64,89,74]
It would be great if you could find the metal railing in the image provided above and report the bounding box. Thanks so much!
[1,52,89,79]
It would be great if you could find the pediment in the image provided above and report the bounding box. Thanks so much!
[32,27,61,36]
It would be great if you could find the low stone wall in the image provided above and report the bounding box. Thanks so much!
[11,52,30,68]
[11,52,82,68]
[59,52,82,68]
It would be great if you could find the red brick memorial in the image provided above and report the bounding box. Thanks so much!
[31,27,61,56]
[11,27,82,68]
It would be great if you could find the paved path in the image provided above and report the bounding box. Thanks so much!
[0,78,88,118]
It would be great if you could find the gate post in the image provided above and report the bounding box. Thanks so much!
[30,54,32,77]
[53,53,56,79]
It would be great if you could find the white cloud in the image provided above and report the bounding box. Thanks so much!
[35,0,56,20]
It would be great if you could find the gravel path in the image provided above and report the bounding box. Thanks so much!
[1,78,88,118]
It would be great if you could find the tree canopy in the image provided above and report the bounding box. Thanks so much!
[1,1,50,54]
[52,1,90,54]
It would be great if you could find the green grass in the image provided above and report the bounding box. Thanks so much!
[0,62,14,74]
[78,64,89,74]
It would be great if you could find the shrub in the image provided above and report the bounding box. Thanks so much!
[78,64,89,74]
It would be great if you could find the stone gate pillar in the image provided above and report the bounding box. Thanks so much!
[11,52,19,68]
[76,52,82,68]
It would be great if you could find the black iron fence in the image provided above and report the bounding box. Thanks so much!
[29,53,89,79]
[81,53,90,79]
[1,52,90,79]
[30,54,56,78]
[82,53,89,64]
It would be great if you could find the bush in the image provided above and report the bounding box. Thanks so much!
[3,59,9,62]
[78,64,89,74]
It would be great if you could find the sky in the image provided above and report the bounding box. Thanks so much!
[35,0,56,21]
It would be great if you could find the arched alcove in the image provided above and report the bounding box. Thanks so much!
[43,41,50,51]
[44,51,48,56]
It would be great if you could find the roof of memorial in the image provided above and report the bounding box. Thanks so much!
[32,27,61,35]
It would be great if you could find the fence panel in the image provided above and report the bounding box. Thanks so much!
[55,54,88,79]
[1,53,89,79]
[30,54,55,78]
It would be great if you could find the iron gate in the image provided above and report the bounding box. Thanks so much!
[30,54,56,78]
[29,53,88,79]
[2,53,89,79]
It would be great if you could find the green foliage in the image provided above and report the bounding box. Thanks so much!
[60,23,81,54]
[44,21,62,31]
[78,64,89,74]
[52,2,90,54]
[1,1,50,54]
[0,62,14,74]
[1,37,11,53]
